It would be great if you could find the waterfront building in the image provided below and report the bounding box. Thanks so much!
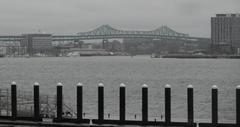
[81,43,93,49]
[20,34,52,56]
[123,38,153,54]
[211,13,240,54]
[0,47,7,56]
[108,40,123,52]
[69,48,108,56]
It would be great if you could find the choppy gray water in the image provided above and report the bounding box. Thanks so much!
[0,56,239,123]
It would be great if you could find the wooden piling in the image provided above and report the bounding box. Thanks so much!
[212,85,218,125]
[119,83,126,123]
[98,83,104,121]
[33,82,40,121]
[187,84,194,124]
[11,81,17,120]
[237,85,240,125]
[77,83,83,120]
[142,84,148,124]
[165,84,171,124]
[57,82,63,120]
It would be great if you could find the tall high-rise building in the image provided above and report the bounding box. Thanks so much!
[211,14,240,54]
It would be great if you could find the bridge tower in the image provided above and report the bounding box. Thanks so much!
[152,39,164,57]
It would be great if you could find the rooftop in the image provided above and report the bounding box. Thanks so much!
[216,13,240,17]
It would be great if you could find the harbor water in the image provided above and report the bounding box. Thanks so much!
[0,56,239,123]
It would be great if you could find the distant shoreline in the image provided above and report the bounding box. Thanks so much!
[152,54,240,59]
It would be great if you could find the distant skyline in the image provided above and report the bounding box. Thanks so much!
[0,0,240,37]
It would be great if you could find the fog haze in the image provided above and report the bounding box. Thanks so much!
[0,0,240,37]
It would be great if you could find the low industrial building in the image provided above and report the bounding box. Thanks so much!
[68,48,109,56]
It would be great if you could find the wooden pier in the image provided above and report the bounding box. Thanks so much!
[0,81,239,127]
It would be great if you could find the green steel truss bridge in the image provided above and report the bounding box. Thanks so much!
[54,25,191,41]
[0,25,208,43]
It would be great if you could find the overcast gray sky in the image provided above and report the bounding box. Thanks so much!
[0,0,239,37]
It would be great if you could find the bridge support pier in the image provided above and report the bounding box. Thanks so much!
[152,39,164,57]
[102,39,109,51]
[74,40,83,48]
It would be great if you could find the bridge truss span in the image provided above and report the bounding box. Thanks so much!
[77,25,189,38]
[0,25,208,43]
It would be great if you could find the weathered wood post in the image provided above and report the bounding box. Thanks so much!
[33,82,40,121]
[142,84,148,124]
[237,85,240,125]
[165,84,171,124]
[187,84,194,124]
[11,81,17,120]
[98,83,104,122]
[57,82,63,120]
[77,83,83,120]
[119,83,126,123]
[212,85,218,125]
